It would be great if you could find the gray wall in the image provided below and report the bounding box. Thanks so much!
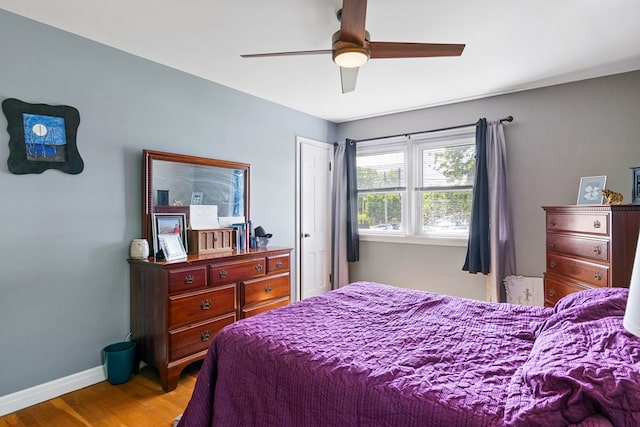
[0,9,335,396]
[338,71,640,300]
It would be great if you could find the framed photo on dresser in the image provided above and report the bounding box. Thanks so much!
[158,233,187,262]
[577,175,606,205]
[152,213,188,257]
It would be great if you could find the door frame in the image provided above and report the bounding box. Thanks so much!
[295,136,332,302]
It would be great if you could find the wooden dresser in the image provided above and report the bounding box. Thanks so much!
[129,247,292,391]
[543,205,640,307]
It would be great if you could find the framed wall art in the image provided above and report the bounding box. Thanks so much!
[1,98,84,174]
[152,213,188,257]
[577,175,607,205]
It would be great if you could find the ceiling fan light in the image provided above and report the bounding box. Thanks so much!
[334,50,369,68]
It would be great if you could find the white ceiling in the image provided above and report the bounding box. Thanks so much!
[1,1,640,123]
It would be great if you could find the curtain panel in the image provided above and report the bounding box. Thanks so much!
[463,119,516,302]
[331,139,359,289]
[463,118,490,274]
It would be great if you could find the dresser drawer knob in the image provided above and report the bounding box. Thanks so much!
[200,330,212,342]
[549,260,556,268]
[550,219,557,227]
[593,246,601,255]
[593,220,601,229]
[255,264,263,272]
[200,299,212,310]
[219,270,228,278]
[549,242,555,248]
[265,285,273,293]
[548,288,556,297]
[276,260,283,268]
[184,275,194,284]
[594,272,602,281]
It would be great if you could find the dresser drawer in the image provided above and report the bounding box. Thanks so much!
[547,254,609,287]
[543,275,591,307]
[547,233,609,262]
[242,273,290,306]
[169,284,236,327]
[242,296,290,318]
[267,253,290,274]
[210,258,266,285]
[546,213,609,236]
[168,266,207,294]
[169,313,236,362]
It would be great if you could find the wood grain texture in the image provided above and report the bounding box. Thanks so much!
[0,363,199,427]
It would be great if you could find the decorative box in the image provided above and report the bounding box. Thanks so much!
[188,228,234,254]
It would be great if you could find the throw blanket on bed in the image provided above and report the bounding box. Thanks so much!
[177,282,639,427]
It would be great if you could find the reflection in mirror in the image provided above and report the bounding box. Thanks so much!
[142,150,250,249]
[152,160,245,216]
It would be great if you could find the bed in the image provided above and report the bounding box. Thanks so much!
[176,281,640,427]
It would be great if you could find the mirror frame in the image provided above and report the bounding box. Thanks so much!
[142,149,250,249]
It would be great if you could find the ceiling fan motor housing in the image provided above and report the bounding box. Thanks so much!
[332,30,370,68]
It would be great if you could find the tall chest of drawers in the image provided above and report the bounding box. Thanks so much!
[543,205,640,307]
[129,247,292,391]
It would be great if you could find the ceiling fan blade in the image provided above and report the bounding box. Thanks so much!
[340,67,359,93]
[339,0,367,44]
[241,49,332,58]
[369,42,465,59]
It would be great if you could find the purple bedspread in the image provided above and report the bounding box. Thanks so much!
[177,282,639,427]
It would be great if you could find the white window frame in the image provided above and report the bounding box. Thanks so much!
[356,136,408,237]
[357,127,475,247]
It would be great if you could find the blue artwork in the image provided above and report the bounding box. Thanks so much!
[2,98,83,174]
[22,113,67,162]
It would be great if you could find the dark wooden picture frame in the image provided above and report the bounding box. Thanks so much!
[1,98,83,174]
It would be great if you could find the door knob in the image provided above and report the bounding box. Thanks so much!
[303,233,311,238]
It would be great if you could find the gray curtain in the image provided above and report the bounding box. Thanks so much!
[463,119,515,302]
[486,120,516,302]
[331,139,359,289]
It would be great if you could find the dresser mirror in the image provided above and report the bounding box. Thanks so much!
[142,149,250,249]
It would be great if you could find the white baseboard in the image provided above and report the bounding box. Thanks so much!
[0,366,106,417]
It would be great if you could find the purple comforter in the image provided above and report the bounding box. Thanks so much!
[177,282,639,427]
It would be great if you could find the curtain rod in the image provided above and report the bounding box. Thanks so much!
[343,115,514,144]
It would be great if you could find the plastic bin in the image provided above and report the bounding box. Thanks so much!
[103,341,136,385]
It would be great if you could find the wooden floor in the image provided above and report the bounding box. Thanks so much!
[0,362,201,427]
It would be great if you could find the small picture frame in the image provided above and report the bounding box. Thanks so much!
[152,213,188,257]
[158,233,187,262]
[157,189,169,206]
[191,191,203,205]
[632,167,640,205]
[577,175,607,205]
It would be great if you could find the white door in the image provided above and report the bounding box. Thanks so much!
[296,137,332,300]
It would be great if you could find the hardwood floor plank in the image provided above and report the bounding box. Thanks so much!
[0,363,200,427]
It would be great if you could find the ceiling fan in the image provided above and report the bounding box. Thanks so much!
[240,0,465,93]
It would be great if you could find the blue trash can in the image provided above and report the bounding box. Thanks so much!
[103,341,136,385]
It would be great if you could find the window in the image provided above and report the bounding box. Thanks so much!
[356,143,406,232]
[356,129,476,243]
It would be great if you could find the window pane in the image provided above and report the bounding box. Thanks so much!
[422,144,474,187]
[422,190,472,235]
[357,152,405,190]
[357,192,403,231]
